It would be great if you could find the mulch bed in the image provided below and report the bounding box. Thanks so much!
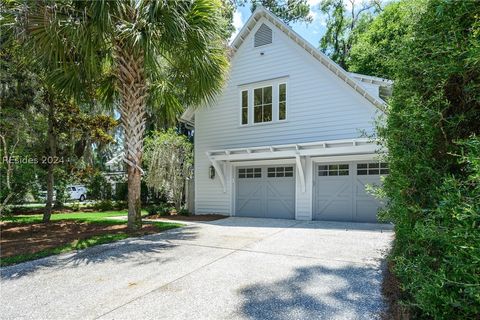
[146,214,227,222]
[0,221,160,259]
[382,260,412,320]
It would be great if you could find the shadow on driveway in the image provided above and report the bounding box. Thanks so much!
[240,263,386,320]
[0,226,199,281]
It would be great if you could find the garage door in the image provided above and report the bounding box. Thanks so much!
[313,162,387,222]
[235,166,295,219]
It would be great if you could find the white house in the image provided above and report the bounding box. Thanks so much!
[181,7,392,222]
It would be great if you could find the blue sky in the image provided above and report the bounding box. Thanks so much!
[230,0,327,47]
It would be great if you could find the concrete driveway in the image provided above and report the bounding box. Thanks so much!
[0,217,393,320]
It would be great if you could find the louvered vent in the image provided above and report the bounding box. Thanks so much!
[254,24,272,47]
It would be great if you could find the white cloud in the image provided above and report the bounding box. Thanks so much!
[230,9,244,42]
[306,0,326,27]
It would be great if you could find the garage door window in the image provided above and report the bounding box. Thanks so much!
[238,168,262,178]
[357,162,389,175]
[318,164,349,176]
[267,166,293,177]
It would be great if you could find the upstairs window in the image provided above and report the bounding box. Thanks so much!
[254,24,273,47]
[279,83,286,120]
[254,86,272,123]
[241,90,248,125]
[240,80,287,126]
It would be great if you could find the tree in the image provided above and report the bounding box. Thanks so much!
[14,0,229,231]
[370,0,480,317]
[318,0,382,68]
[348,1,411,79]
[247,0,312,24]
[144,129,193,211]
[0,37,46,215]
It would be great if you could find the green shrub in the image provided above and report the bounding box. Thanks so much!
[114,182,128,201]
[178,208,190,216]
[390,139,480,318]
[87,173,112,200]
[158,206,171,216]
[114,200,127,210]
[94,200,115,212]
[146,205,158,216]
[146,204,171,216]
[69,202,81,212]
[370,1,480,318]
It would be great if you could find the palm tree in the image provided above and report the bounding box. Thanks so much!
[16,0,229,230]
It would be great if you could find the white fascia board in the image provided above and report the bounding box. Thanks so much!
[311,154,385,163]
[349,72,393,85]
[208,138,374,155]
[209,144,378,162]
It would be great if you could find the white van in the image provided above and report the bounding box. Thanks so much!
[66,185,87,201]
[39,185,87,202]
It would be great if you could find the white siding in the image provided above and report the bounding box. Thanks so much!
[195,18,380,215]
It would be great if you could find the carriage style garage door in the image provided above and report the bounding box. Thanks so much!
[313,162,388,223]
[235,166,295,219]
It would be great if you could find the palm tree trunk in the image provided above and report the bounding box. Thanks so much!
[115,46,147,232]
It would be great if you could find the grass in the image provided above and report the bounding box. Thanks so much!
[0,211,183,267]
[1,210,148,224]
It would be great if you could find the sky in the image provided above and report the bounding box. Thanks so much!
[230,0,327,47]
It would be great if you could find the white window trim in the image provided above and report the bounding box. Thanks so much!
[239,78,288,127]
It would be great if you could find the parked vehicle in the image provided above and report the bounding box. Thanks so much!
[38,185,87,202]
[67,185,87,201]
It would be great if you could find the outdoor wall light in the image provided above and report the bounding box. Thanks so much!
[209,165,215,179]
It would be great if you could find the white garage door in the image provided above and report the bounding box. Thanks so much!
[313,162,387,222]
[235,166,295,219]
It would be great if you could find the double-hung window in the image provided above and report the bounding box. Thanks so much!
[254,86,272,123]
[240,80,287,125]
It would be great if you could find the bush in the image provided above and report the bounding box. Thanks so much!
[87,173,112,200]
[390,139,480,318]
[114,200,127,210]
[146,204,171,216]
[178,208,190,216]
[371,1,480,318]
[94,199,115,212]
[69,202,81,212]
[158,206,171,216]
[114,182,128,201]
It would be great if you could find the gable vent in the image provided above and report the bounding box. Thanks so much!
[254,23,272,47]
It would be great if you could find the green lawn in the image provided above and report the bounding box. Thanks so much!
[1,211,183,267]
[1,210,148,224]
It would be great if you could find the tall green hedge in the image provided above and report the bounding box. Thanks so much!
[364,0,480,318]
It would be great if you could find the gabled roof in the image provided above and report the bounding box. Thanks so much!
[181,7,388,125]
